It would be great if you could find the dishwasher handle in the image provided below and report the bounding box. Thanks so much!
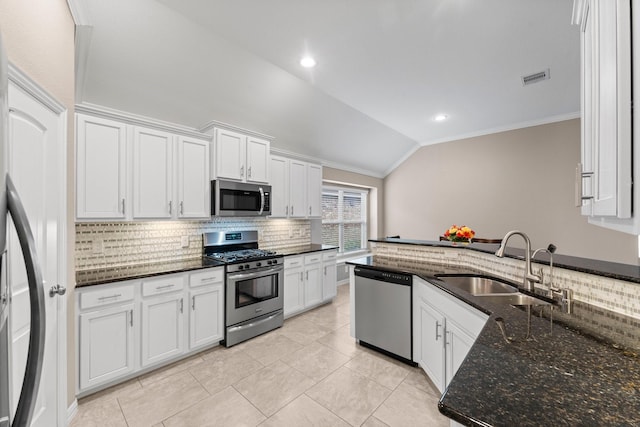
[354,267,412,286]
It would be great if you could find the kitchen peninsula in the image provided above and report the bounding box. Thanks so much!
[349,238,640,426]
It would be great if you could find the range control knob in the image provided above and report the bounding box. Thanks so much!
[245,264,251,270]
[238,265,244,270]
[256,262,262,267]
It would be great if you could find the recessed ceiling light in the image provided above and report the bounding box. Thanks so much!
[434,114,448,122]
[300,56,316,68]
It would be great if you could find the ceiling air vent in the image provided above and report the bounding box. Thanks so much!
[521,68,550,86]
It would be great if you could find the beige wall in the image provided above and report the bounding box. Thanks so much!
[0,0,76,407]
[323,166,384,242]
[383,119,639,265]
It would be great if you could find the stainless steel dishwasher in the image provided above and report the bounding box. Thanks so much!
[354,266,415,365]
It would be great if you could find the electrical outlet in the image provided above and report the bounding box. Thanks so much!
[92,238,104,254]
[181,235,190,248]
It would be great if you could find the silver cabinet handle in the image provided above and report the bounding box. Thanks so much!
[240,165,244,177]
[49,284,66,297]
[300,272,303,281]
[180,298,184,313]
[285,205,289,216]
[98,293,122,301]
[129,309,133,327]
[435,321,442,341]
[156,284,174,290]
[575,163,594,207]
[323,266,327,275]
[306,271,308,280]
[192,296,195,310]
[180,201,184,215]
[309,206,311,215]
[169,200,172,214]
[248,166,252,178]
[291,206,294,216]
[445,330,451,347]
[121,198,126,214]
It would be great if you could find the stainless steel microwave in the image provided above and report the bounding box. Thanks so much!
[211,179,272,217]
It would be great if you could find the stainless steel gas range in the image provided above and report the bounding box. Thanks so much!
[203,230,283,347]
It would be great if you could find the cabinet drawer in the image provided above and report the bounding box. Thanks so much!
[304,253,322,265]
[142,275,185,297]
[284,256,303,269]
[190,268,224,288]
[322,250,337,262]
[80,284,135,310]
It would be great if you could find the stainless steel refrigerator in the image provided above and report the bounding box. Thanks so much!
[0,31,47,427]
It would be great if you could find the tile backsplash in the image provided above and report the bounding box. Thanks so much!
[75,218,311,271]
[372,242,640,320]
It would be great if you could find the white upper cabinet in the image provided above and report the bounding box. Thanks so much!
[213,128,270,183]
[177,136,210,218]
[246,136,270,183]
[76,110,211,221]
[269,154,322,219]
[132,127,174,219]
[76,114,127,219]
[575,0,636,232]
[307,163,322,218]
[288,159,307,218]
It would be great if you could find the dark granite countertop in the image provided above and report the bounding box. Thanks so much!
[348,256,640,426]
[75,245,338,287]
[370,237,640,284]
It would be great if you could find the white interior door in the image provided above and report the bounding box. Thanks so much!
[8,80,65,426]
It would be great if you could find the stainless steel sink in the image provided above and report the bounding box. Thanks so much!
[471,293,552,306]
[436,274,552,306]
[436,275,519,296]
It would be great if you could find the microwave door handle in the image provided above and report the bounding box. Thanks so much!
[6,175,46,427]
[258,187,264,215]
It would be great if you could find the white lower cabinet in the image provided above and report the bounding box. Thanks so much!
[413,277,488,393]
[189,286,223,349]
[141,292,185,367]
[283,250,337,318]
[77,266,224,395]
[79,301,135,391]
[322,250,338,300]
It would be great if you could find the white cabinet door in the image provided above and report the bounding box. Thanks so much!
[578,0,632,219]
[304,263,323,308]
[284,266,305,318]
[132,127,173,219]
[288,160,307,218]
[307,163,322,218]
[141,293,185,367]
[322,262,337,301]
[269,155,289,217]
[445,320,476,385]
[246,136,270,183]
[177,136,210,218]
[79,303,135,390]
[415,297,446,393]
[215,128,245,181]
[189,284,223,350]
[76,114,127,219]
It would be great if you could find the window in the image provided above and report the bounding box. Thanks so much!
[322,186,368,253]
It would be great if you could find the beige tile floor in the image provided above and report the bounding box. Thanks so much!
[71,285,451,427]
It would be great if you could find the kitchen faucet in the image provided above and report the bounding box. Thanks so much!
[495,230,541,292]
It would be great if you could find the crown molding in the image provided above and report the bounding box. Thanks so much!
[198,119,274,140]
[8,63,66,114]
[75,102,212,140]
[417,112,581,148]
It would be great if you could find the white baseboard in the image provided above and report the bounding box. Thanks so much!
[67,399,78,426]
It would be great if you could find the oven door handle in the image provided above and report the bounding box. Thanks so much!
[258,187,265,216]
[227,266,283,281]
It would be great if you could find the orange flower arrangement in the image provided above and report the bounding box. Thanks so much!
[444,225,475,242]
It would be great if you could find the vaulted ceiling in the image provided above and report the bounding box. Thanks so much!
[73,0,580,177]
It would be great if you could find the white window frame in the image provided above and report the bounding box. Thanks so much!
[322,185,368,253]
